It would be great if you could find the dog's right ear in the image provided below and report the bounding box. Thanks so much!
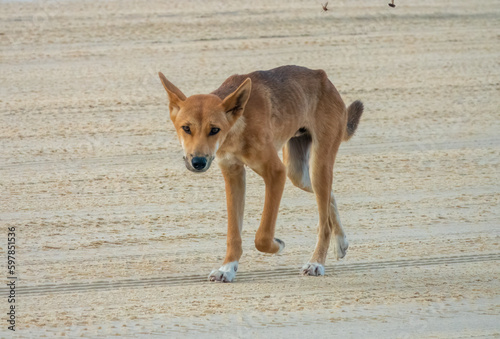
[159,72,186,122]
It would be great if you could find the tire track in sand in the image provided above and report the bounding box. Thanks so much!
[9,253,499,296]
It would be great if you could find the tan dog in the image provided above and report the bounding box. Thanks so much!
[159,65,363,282]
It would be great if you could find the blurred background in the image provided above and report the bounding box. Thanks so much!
[1,0,499,337]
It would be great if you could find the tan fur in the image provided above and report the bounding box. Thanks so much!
[159,65,363,281]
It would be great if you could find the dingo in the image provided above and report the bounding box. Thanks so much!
[159,65,363,282]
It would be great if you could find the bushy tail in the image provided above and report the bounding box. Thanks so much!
[344,100,364,141]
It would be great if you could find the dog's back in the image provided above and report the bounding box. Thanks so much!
[212,65,351,148]
[212,66,329,116]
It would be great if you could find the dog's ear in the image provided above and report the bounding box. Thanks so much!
[159,72,186,122]
[222,78,252,124]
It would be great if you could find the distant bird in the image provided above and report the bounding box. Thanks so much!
[322,2,329,12]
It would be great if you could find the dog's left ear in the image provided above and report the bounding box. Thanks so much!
[159,72,186,122]
[222,78,252,124]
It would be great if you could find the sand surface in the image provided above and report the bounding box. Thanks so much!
[1,0,499,337]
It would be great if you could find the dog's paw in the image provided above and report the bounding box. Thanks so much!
[275,238,285,254]
[332,234,349,260]
[301,262,325,276]
[208,261,238,283]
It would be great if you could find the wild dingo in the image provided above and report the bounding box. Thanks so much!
[159,65,363,282]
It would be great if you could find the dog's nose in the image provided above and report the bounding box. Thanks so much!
[191,157,207,170]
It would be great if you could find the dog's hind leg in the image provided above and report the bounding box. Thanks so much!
[284,133,348,276]
[300,132,348,276]
[284,132,348,251]
[327,191,349,260]
[283,134,313,193]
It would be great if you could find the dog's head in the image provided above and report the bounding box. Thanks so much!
[159,72,251,173]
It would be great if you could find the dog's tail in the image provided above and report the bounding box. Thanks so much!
[344,100,364,141]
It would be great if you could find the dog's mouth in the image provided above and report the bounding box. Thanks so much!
[183,156,214,173]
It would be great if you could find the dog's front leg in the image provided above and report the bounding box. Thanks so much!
[208,163,245,283]
[254,155,287,254]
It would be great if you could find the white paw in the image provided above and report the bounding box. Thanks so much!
[275,238,285,254]
[301,262,325,276]
[208,261,238,283]
[332,234,349,260]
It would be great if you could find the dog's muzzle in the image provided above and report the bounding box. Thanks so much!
[192,157,207,170]
[183,155,213,173]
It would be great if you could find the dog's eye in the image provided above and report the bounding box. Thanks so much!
[209,127,220,136]
[182,126,191,134]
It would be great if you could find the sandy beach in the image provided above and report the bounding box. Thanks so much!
[1,0,499,337]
